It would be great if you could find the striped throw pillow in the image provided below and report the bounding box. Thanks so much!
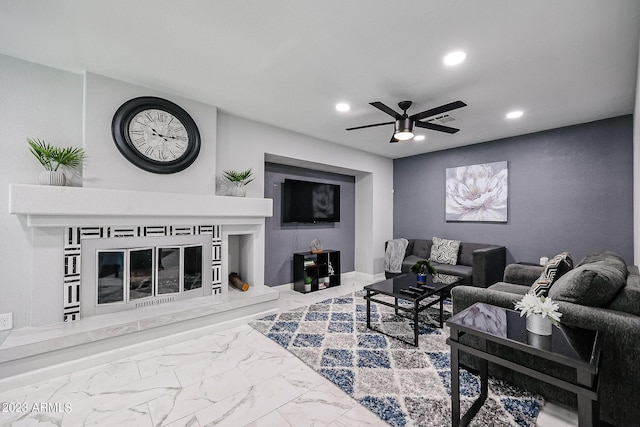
[531,252,574,296]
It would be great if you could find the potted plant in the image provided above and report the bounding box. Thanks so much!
[28,138,86,186]
[514,292,562,335]
[410,259,436,284]
[222,168,254,197]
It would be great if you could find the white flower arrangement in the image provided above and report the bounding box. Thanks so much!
[514,292,562,325]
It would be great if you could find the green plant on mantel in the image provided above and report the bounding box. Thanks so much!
[222,168,254,186]
[28,138,86,171]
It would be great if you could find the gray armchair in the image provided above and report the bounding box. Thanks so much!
[451,254,640,427]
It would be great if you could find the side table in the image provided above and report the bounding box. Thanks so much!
[446,303,602,427]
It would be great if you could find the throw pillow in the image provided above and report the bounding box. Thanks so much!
[429,237,460,265]
[577,251,627,271]
[548,261,626,307]
[607,268,639,315]
[530,252,573,297]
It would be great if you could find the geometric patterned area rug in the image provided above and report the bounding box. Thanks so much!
[249,290,544,427]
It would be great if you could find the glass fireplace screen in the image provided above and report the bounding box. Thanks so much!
[97,244,203,306]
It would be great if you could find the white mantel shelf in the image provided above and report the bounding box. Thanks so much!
[9,184,273,227]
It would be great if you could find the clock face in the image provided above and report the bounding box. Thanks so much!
[127,109,189,162]
[112,97,201,174]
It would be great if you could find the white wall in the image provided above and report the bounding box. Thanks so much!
[0,54,394,329]
[216,113,393,275]
[0,54,83,328]
[83,72,218,194]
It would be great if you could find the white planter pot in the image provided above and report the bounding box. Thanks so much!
[526,313,553,335]
[38,170,66,186]
[229,184,246,197]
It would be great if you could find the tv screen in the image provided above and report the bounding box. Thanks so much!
[282,179,340,223]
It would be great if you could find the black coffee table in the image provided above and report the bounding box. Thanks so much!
[363,273,463,346]
[447,303,602,427]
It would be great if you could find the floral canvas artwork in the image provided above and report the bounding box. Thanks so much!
[446,161,508,222]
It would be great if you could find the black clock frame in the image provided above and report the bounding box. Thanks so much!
[111,96,201,174]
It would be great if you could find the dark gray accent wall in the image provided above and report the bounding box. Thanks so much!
[393,115,634,265]
[264,163,355,286]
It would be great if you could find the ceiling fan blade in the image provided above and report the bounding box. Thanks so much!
[415,121,460,134]
[409,100,467,121]
[389,133,399,143]
[370,101,402,119]
[346,121,394,131]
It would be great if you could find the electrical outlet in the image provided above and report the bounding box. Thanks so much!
[0,313,12,331]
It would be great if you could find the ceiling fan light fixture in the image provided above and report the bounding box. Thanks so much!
[394,131,414,141]
[444,51,466,66]
[394,118,415,140]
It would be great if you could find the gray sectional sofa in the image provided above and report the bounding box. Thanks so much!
[386,238,506,288]
[451,251,640,426]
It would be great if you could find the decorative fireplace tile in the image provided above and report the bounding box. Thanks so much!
[63,225,223,322]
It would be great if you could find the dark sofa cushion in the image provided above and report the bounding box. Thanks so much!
[412,239,431,259]
[489,282,530,295]
[401,255,423,273]
[607,267,640,315]
[548,261,626,307]
[459,242,489,267]
[578,251,627,270]
[405,239,415,258]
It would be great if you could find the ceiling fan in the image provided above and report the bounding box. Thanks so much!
[346,100,467,143]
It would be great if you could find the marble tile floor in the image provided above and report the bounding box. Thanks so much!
[0,276,578,426]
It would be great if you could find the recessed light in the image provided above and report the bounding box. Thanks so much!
[335,103,350,112]
[414,135,425,141]
[506,110,523,119]
[443,51,466,66]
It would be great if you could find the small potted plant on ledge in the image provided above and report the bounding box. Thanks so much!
[410,259,437,284]
[221,168,254,197]
[28,138,86,186]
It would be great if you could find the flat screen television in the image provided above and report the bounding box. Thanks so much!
[282,179,340,223]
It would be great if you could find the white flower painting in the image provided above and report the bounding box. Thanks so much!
[446,161,508,222]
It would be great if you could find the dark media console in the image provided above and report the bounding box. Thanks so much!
[293,250,341,293]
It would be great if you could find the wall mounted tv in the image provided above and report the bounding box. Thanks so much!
[282,179,341,223]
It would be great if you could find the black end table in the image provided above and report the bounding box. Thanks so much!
[363,273,463,346]
[446,303,602,427]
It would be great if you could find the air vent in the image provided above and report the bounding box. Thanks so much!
[136,296,175,308]
[427,114,460,125]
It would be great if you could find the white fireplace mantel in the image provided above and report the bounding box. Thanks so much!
[9,184,273,227]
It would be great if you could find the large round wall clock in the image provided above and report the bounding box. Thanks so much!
[111,96,201,174]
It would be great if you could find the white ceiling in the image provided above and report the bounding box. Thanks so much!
[0,1,638,159]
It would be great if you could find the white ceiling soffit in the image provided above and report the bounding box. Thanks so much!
[0,0,638,159]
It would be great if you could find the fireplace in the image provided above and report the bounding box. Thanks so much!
[79,231,215,318]
[9,184,273,328]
